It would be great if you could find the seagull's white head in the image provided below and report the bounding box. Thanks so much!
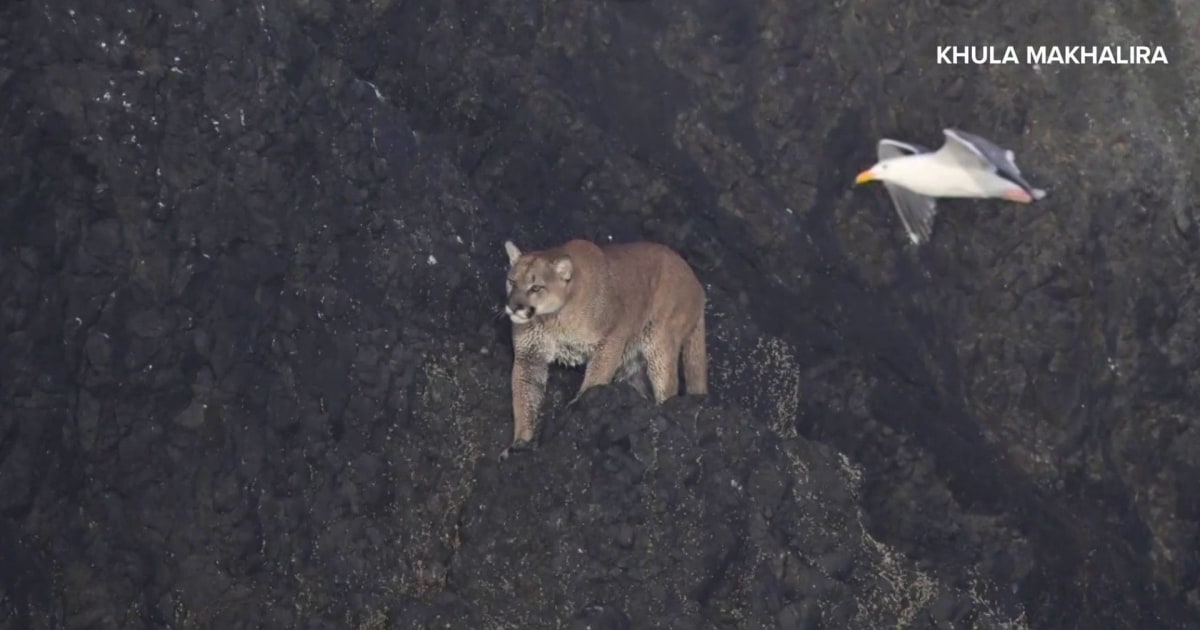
[854,160,901,186]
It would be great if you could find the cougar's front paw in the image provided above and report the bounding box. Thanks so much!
[497,438,536,462]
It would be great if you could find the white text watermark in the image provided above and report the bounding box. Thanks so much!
[937,45,1168,65]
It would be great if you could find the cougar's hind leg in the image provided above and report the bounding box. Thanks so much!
[645,335,681,403]
[681,313,707,395]
[614,349,651,398]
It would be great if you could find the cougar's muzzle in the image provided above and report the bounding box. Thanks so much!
[505,296,535,323]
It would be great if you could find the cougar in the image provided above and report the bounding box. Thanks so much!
[499,238,707,459]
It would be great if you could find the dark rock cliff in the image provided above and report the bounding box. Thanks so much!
[2,0,1198,628]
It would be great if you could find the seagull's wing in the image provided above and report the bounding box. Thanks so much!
[882,181,938,245]
[878,139,930,161]
[874,139,937,244]
[940,129,1046,199]
[875,140,937,244]
[935,129,997,171]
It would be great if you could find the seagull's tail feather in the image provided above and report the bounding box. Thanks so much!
[1031,188,1046,200]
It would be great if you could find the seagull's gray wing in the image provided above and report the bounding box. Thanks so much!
[941,129,1046,198]
[935,129,996,171]
[876,140,937,244]
[878,138,930,161]
[882,181,938,245]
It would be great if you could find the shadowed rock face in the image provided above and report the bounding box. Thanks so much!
[2,0,1198,627]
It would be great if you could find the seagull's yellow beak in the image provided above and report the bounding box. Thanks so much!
[854,169,876,185]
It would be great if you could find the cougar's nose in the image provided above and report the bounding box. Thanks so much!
[506,298,533,320]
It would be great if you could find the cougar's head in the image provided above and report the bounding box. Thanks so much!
[502,240,573,325]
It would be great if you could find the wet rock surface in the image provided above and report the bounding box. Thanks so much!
[2,0,1199,628]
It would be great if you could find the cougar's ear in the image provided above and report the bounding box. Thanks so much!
[553,256,573,281]
[504,240,522,266]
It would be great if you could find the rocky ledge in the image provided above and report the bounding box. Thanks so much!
[1,0,1198,628]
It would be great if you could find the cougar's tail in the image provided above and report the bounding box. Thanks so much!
[681,312,707,395]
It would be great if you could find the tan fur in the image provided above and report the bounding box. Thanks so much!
[500,238,707,454]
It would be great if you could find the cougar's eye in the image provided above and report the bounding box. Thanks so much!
[529,285,543,294]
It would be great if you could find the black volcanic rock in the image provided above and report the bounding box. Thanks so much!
[2,0,1199,628]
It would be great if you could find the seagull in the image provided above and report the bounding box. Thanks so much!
[853,128,1047,245]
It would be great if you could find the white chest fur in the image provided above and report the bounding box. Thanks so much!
[550,336,597,367]
[514,319,602,368]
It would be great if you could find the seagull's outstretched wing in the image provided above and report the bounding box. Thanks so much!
[936,129,997,171]
[877,139,938,245]
[940,129,1046,199]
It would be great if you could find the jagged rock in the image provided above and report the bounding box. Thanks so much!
[1,0,1198,628]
